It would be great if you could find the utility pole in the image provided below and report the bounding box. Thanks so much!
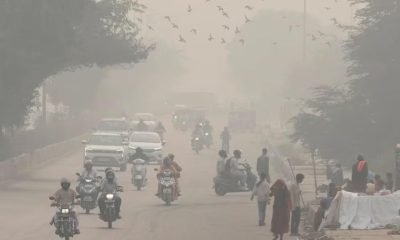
[42,80,47,126]
[395,144,400,191]
[303,0,307,59]
[311,148,318,198]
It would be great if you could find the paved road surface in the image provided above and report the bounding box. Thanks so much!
[0,121,289,240]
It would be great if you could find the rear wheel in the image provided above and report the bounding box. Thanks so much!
[120,163,127,172]
[85,208,90,214]
[137,185,142,191]
[108,220,112,229]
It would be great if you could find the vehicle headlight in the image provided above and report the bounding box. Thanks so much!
[174,116,178,119]
[129,146,136,150]
[154,147,162,151]
[106,194,114,200]
[85,179,93,183]
[205,132,209,136]
[61,208,70,214]
[195,137,200,140]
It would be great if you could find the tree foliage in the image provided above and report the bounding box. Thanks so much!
[291,0,400,164]
[0,0,151,133]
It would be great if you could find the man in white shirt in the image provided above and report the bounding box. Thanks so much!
[290,173,304,236]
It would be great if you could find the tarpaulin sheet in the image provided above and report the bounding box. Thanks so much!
[323,190,400,229]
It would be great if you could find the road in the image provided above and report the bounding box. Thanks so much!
[0,120,290,240]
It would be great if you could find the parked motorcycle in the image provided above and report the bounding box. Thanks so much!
[76,173,99,214]
[49,196,78,240]
[101,187,123,229]
[213,162,257,196]
[157,169,178,205]
[131,159,147,191]
[192,136,203,154]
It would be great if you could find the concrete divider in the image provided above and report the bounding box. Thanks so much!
[0,135,85,182]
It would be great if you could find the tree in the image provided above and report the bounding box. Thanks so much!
[291,0,400,165]
[0,0,151,133]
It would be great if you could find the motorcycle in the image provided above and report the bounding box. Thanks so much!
[49,196,78,240]
[192,136,203,154]
[76,173,99,214]
[101,186,123,229]
[213,162,257,196]
[157,169,178,205]
[203,132,213,148]
[131,159,147,191]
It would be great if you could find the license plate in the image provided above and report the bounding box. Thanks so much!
[135,175,143,179]
[83,196,93,201]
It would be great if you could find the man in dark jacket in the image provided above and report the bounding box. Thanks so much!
[256,148,270,183]
[351,155,368,193]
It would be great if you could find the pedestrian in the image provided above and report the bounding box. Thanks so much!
[251,173,271,226]
[270,179,291,240]
[257,148,271,183]
[331,163,344,187]
[220,127,231,153]
[386,172,394,192]
[351,155,368,193]
[216,150,228,176]
[290,173,304,236]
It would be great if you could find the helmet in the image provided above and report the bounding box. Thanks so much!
[163,157,172,166]
[60,178,71,190]
[233,149,242,158]
[84,160,93,167]
[106,170,115,180]
[218,150,227,158]
[168,153,175,161]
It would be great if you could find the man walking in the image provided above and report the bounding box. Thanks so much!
[257,148,270,183]
[290,173,304,236]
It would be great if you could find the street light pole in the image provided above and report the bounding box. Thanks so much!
[303,0,307,59]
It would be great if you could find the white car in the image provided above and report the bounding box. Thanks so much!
[128,131,164,164]
[83,132,129,171]
[131,113,157,131]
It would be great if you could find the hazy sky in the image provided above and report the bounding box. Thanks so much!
[128,0,354,92]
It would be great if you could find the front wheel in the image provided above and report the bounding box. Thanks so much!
[65,237,70,240]
[137,185,142,191]
[215,184,227,196]
[108,220,112,229]
[85,208,90,214]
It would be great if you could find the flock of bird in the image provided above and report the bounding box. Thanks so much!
[134,0,345,48]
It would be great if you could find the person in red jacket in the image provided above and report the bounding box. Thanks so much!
[351,155,368,193]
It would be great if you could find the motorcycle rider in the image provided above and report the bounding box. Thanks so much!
[156,157,178,197]
[51,178,80,234]
[191,123,204,146]
[203,120,213,134]
[80,160,97,180]
[154,122,166,140]
[129,147,149,162]
[217,150,228,176]
[168,153,182,196]
[136,119,149,131]
[220,127,231,153]
[98,169,122,219]
[229,150,248,190]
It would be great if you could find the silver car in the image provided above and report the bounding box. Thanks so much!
[83,132,128,171]
[128,131,164,164]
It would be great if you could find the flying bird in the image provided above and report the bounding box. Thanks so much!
[222,11,229,18]
[172,23,179,29]
[311,34,317,41]
[137,18,143,23]
[325,7,331,10]
[221,38,226,44]
[188,4,192,13]
[147,25,154,30]
[190,28,197,34]
[331,17,338,25]
[179,35,186,43]
[235,27,240,34]
[239,39,245,45]
[208,34,214,41]
[245,16,252,23]
[272,42,278,45]
[326,41,332,47]
[289,25,293,32]
[217,6,224,11]
[164,16,171,21]
[317,30,325,36]
[205,0,211,2]
[222,25,230,30]
[245,5,253,10]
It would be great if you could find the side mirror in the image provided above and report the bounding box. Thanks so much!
[49,196,55,200]
[75,172,81,177]
[76,195,81,199]
[162,141,166,146]
[81,140,87,145]
[154,168,159,172]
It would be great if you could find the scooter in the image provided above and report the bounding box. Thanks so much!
[192,136,203,154]
[156,169,178,205]
[131,159,147,191]
[75,173,99,214]
[203,132,213,148]
[213,163,257,196]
